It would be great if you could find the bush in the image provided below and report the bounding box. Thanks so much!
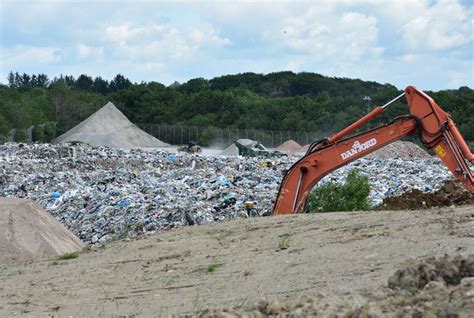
[32,125,45,142]
[306,169,371,212]
[199,126,220,146]
[13,129,28,143]
[43,122,57,142]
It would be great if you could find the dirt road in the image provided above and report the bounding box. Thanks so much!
[1,205,473,317]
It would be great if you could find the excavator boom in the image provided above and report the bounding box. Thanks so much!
[272,86,473,215]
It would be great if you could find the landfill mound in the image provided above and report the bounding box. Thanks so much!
[0,197,85,263]
[220,139,262,156]
[205,254,474,317]
[0,143,456,244]
[291,143,310,156]
[220,143,239,156]
[381,180,474,210]
[54,102,169,149]
[275,140,301,154]
[366,140,430,159]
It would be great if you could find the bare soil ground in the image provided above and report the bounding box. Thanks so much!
[1,205,473,317]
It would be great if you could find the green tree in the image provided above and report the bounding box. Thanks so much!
[306,170,371,212]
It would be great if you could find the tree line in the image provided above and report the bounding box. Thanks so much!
[0,71,472,147]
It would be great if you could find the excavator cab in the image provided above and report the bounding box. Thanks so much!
[272,86,473,215]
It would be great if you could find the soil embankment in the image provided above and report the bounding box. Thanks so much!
[1,205,473,317]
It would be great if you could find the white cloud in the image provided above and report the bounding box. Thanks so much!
[0,0,472,89]
[78,44,104,59]
[272,9,383,62]
[1,46,61,68]
[102,23,231,64]
[376,0,472,52]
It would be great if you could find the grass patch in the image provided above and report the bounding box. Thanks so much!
[56,252,79,260]
[277,234,290,251]
[207,261,224,273]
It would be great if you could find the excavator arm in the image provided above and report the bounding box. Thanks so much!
[272,86,473,215]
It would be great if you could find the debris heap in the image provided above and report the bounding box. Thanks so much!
[0,143,459,244]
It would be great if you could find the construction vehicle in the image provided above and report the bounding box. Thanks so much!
[272,86,473,215]
[177,141,202,154]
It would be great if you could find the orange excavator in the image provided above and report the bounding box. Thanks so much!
[272,86,474,215]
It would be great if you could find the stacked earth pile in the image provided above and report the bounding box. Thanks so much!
[54,101,169,149]
[0,197,84,263]
[275,140,302,155]
[0,143,465,244]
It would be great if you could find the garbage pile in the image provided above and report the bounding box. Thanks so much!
[0,143,284,244]
[0,143,459,244]
[366,140,431,159]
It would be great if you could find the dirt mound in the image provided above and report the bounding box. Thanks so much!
[205,254,474,317]
[366,140,430,159]
[275,140,301,154]
[54,102,169,149]
[388,254,474,290]
[381,180,474,210]
[291,144,310,156]
[0,198,85,263]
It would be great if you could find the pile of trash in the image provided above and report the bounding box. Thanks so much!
[0,143,284,244]
[0,143,457,244]
[366,140,431,159]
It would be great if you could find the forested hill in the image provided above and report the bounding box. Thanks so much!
[0,71,472,145]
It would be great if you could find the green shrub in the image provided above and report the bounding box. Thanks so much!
[199,126,220,146]
[13,129,28,143]
[43,122,56,142]
[206,261,223,273]
[56,252,79,260]
[306,169,371,212]
[32,125,45,142]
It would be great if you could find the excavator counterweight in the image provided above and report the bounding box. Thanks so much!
[272,86,473,215]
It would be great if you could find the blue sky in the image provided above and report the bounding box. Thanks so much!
[0,0,472,90]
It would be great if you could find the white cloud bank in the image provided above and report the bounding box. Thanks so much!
[0,0,472,89]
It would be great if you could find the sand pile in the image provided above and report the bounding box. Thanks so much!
[0,198,85,263]
[275,140,301,154]
[291,144,310,156]
[54,102,169,149]
[220,139,262,156]
[366,140,430,159]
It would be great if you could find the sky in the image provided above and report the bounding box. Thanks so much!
[0,0,473,90]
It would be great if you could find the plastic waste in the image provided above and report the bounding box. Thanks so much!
[0,142,461,245]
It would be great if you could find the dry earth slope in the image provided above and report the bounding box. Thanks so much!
[0,205,473,317]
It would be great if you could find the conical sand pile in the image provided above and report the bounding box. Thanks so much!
[0,198,85,263]
[275,140,301,154]
[54,102,169,149]
[291,144,310,156]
